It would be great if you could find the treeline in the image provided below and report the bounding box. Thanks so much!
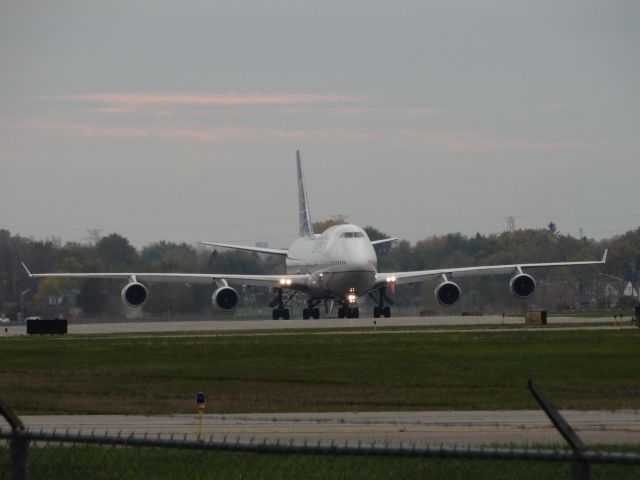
[1,224,639,318]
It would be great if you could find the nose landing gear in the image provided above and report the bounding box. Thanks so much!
[337,306,360,318]
[337,289,360,318]
[302,300,320,320]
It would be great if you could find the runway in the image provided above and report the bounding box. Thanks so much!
[15,410,640,447]
[3,315,631,336]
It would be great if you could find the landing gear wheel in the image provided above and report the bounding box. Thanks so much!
[373,306,381,318]
[302,308,310,320]
[338,307,345,319]
[383,306,391,318]
[345,307,359,318]
[312,308,320,319]
[272,308,290,320]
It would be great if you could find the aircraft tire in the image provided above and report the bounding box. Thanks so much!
[373,306,381,318]
[272,309,280,320]
[384,306,391,318]
[312,308,320,319]
[338,307,345,319]
[283,309,290,320]
[302,309,310,320]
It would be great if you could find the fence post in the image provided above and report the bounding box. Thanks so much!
[528,380,590,480]
[0,399,29,480]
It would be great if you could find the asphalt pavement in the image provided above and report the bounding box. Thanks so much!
[12,410,640,447]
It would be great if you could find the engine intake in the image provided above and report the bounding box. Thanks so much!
[121,282,148,308]
[510,273,536,299]
[435,281,461,307]
[212,286,239,312]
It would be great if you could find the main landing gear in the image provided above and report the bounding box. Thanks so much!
[370,287,392,318]
[270,289,297,320]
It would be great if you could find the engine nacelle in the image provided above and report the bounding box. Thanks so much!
[435,281,461,307]
[510,273,536,299]
[212,286,239,312]
[121,282,148,308]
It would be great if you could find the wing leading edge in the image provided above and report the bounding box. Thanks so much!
[375,250,608,286]
[22,262,309,289]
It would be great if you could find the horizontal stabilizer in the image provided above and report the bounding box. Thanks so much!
[371,238,399,246]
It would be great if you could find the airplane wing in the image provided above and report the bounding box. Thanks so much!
[201,241,288,256]
[21,263,309,289]
[375,250,608,286]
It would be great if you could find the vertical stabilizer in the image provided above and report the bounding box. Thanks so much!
[297,151,314,237]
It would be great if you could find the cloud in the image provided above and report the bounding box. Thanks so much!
[41,92,368,109]
[279,106,446,118]
[18,121,592,152]
[391,131,595,152]
[23,121,372,143]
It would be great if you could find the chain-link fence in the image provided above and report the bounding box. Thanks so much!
[1,427,640,479]
[2,381,639,479]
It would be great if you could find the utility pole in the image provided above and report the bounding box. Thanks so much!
[506,216,515,233]
[84,229,103,245]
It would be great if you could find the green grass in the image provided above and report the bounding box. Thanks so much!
[2,445,639,480]
[1,329,639,414]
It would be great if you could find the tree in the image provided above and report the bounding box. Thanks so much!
[96,234,138,269]
[312,216,347,234]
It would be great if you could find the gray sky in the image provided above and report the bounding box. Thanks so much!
[1,0,639,249]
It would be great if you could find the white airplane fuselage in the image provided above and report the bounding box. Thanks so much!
[286,224,377,300]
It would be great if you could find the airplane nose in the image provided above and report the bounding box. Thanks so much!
[344,244,374,267]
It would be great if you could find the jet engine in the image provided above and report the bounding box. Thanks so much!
[121,282,148,308]
[435,281,461,307]
[212,286,239,312]
[510,273,536,299]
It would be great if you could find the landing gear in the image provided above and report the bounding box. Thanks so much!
[302,301,320,320]
[270,288,295,320]
[272,308,290,320]
[337,306,359,318]
[370,287,392,318]
[373,306,391,318]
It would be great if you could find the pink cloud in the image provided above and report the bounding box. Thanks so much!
[41,92,367,108]
[20,121,592,152]
[280,106,449,118]
[24,121,372,143]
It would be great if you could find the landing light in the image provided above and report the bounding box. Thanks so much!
[347,293,358,304]
[386,276,396,283]
[279,278,292,286]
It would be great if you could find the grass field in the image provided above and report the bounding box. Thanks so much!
[3,445,639,480]
[1,328,639,415]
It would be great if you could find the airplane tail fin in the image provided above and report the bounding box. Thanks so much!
[297,150,314,237]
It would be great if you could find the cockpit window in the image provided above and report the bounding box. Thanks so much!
[340,232,364,238]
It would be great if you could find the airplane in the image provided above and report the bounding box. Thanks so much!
[23,151,607,320]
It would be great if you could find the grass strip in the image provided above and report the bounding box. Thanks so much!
[1,329,639,414]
